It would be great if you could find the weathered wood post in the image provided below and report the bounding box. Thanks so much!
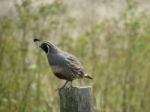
[59,86,92,112]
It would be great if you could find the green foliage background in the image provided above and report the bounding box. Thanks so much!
[0,0,150,112]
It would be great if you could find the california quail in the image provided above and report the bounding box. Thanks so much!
[34,38,92,88]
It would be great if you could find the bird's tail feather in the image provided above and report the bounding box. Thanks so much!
[84,74,93,79]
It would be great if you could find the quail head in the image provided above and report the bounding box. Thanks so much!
[34,38,92,88]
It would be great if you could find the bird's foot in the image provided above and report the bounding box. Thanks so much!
[55,83,68,91]
[55,81,74,91]
[55,86,66,91]
[66,81,74,90]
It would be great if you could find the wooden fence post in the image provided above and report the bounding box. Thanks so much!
[59,86,92,112]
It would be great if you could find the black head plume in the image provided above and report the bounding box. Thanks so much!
[33,38,41,42]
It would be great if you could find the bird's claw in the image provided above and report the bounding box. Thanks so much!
[55,85,74,91]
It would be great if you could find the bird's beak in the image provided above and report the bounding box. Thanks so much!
[33,38,42,47]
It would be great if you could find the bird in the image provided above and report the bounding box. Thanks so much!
[33,38,92,88]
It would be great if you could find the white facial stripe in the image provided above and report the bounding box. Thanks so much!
[46,45,50,54]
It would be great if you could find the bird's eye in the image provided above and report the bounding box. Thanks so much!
[40,44,49,53]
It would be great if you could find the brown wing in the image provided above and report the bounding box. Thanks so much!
[65,54,85,79]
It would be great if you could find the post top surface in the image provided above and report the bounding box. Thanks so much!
[59,86,92,92]
[75,86,92,89]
